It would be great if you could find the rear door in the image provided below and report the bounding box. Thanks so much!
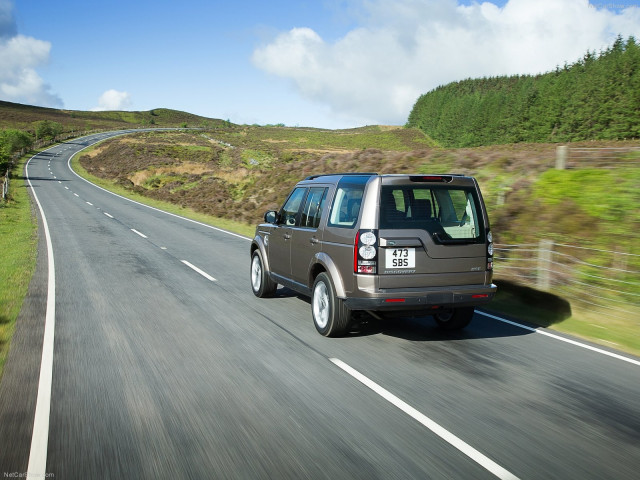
[378,177,488,288]
[268,187,307,279]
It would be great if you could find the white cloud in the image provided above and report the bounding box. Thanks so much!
[252,0,640,126]
[92,89,132,111]
[0,0,62,107]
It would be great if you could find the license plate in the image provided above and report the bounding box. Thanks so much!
[385,248,415,268]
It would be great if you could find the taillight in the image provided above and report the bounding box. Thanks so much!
[487,230,493,270]
[354,229,378,274]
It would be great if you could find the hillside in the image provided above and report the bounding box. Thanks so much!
[0,101,223,133]
[76,130,639,249]
[407,36,640,148]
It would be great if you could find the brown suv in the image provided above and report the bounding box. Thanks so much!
[250,173,496,336]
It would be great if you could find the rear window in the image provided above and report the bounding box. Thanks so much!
[379,185,484,242]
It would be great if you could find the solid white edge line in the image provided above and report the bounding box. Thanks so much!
[477,311,640,367]
[131,229,148,239]
[181,260,217,282]
[25,150,57,477]
[329,358,520,480]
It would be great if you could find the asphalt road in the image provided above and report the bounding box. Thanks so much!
[1,131,639,479]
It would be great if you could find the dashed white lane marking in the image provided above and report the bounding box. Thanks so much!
[131,229,147,239]
[103,212,114,219]
[477,311,640,367]
[330,358,520,480]
[64,186,69,190]
[86,202,93,206]
[181,260,217,282]
[73,193,79,197]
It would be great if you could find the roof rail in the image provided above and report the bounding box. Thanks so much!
[304,172,378,180]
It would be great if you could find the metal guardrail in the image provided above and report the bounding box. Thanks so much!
[494,241,640,320]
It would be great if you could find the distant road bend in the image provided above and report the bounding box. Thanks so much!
[0,130,638,479]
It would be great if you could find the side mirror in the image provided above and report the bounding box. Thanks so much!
[264,210,278,224]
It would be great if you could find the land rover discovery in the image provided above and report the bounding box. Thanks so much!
[250,173,496,336]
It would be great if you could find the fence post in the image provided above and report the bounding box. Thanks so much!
[556,145,568,170]
[537,239,553,291]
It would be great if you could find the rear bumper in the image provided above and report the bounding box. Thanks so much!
[343,283,497,311]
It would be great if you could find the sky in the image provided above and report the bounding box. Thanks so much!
[1,0,640,129]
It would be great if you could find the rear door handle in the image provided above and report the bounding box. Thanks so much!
[284,233,291,240]
[310,237,319,244]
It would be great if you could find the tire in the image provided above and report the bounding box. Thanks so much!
[311,272,352,337]
[250,250,277,298]
[434,307,474,330]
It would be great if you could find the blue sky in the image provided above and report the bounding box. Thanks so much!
[2,0,640,129]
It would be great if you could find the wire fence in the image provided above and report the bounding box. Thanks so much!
[493,241,640,320]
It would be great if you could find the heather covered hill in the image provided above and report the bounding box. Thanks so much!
[0,101,223,132]
[77,130,639,254]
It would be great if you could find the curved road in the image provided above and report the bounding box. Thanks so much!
[1,131,639,479]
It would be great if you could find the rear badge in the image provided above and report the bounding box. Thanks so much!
[384,269,416,274]
[470,266,482,271]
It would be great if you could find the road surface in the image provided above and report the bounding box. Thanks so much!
[1,131,639,479]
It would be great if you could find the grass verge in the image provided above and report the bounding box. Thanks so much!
[0,154,38,380]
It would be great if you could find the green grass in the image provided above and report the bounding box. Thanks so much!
[0,154,38,379]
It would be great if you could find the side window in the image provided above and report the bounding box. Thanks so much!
[300,187,327,229]
[328,185,364,228]
[279,187,307,226]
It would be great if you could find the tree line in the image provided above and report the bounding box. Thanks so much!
[0,121,64,173]
[406,36,640,148]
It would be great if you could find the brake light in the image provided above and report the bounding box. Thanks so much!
[354,229,378,274]
[410,175,452,183]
